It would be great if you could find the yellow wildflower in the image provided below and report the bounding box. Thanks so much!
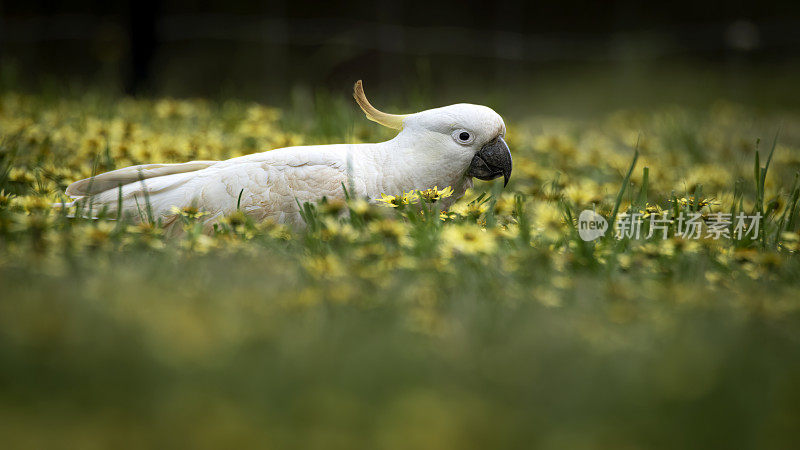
[531,202,565,241]
[376,190,419,207]
[171,205,209,220]
[639,203,664,218]
[450,200,488,220]
[180,234,216,253]
[319,218,358,242]
[8,167,35,184]
[441,223,497,255]
[85,222,116,249]
[302,254,345,279]
[669,196,719,210]
[368,219,411,246]
[221,210,250,230]
[318,198,347,216]
[418,186,453,203]
[493,193,517,216]
[13,195,52,214]
[348,198,371,216]
[401,190,419,205]
[0,190,14,207]
[376,193,402,208]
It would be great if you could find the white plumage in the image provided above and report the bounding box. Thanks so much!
[62,81,512,232]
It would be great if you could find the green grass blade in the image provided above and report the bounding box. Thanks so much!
[607,149,640,239]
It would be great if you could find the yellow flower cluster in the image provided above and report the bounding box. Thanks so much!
[1,91,799,286]
[376,186,454,208]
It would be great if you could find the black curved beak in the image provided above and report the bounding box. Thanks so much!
[467,136,512,187]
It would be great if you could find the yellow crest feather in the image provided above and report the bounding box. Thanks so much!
[353,80,406,130]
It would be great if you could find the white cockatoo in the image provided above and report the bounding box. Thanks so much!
[62,81,512,232]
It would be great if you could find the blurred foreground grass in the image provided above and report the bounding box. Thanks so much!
[1,90,800,449]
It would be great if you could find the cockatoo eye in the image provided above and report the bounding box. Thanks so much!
[452,129,474,145]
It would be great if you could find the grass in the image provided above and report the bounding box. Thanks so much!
[1,88,800,449]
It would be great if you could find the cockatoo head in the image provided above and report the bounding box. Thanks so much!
[354,81,512,187]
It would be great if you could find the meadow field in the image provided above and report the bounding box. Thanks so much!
[1,87,800,448]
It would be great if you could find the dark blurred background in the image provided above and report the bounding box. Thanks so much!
[1,0,800,115]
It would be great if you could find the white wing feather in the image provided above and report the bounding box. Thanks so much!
[65,161,218,197]
[64,146,355,230]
